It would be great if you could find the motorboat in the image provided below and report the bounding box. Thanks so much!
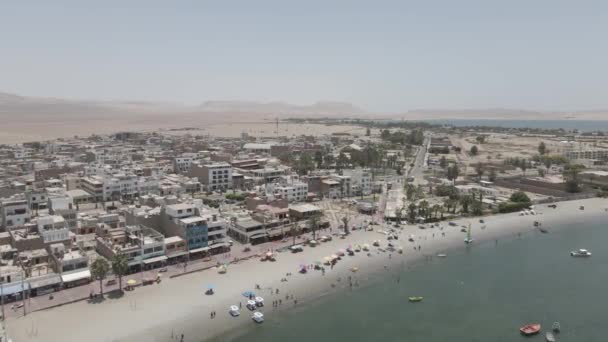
[246,300,257,311]
[545,332,556,342]
[520,323,541,336]
[252,311,264,323]
[436,253,447,258]
[229,305,240,317]
[539,227,549,233]
[255,296,264,307]
[408,296,424,302]
[570,249,592,257]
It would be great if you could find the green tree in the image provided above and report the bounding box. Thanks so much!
[418,200,430,220]
[336,152,349,170]
[314,151,323,169]
[365,127,371,136]
[520,159,528,176]
[440,156,447,169]
[510,191,531,203]
[297,153,316,175]
[447,164,460,185]
[460,194,473,213]
[91,258,110,295]
[474,162,485,181]
[111,254,129,292]
[341,216,350,235]
[563,164,584,193]
[488,169,497,182]
[538,141,547,155]
[308,214,321,240]
[471,200,483,216]
[408,203,417,222]
[405,183,416,200]
[470,145,479,156]
[476,136,486,144]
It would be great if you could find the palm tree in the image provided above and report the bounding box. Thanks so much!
[91,258,110,295]
[395,207,403,225]
[341,216,350,235]
[408,203,417,223]
[308,214,321,240]
[460,195,473,214]
[418,200,430,221]
[290,223,302,246]
[111,254,129,291]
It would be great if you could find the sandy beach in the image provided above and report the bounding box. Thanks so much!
[7,197,607,342]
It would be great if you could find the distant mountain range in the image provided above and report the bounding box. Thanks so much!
[1,91,607,120]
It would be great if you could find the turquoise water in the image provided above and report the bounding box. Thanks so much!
[424,119,608,132]
[212,216,607,341]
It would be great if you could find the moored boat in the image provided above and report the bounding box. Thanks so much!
[545,332,556,342]
[408,296,423,302]
[520,323,541,336]
[570,249,592,257]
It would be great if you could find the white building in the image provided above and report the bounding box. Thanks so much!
[1,199,31,228]
[36,215,70,244]
[271,182,308,202]
[342,168,372,196]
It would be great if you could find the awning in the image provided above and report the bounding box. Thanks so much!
[143,255,168,264]
[190,246,210,254]
[167,251,189,258]
[209,242,229,249]
[249,232,268,239]
[267,230,285,237]
[61,269,91,283]
[28,274,62,289]
[0,282,30,296]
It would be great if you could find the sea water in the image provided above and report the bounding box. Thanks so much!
[211,215,607,341]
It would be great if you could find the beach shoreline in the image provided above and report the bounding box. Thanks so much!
[7,197,607,342]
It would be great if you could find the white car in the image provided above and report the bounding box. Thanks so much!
[229,305,240,317]
[252,311,264,323]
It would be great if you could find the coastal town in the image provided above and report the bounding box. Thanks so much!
[1,121,608,341]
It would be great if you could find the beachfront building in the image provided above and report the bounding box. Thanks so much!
[126,202,229,257]
[243,143,273,155]
[96,224,167,271]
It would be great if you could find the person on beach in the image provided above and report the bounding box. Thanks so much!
[181,333,184,342]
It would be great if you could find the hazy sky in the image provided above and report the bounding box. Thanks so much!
[1,0,607,112]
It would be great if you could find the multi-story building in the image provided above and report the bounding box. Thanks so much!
[1,198,31,229]
[96,224,166,270]
[190,162,233,191]
[173,157,194,174]
[342,168,372,196]
[271,182,308,202]
[35,215,70,245]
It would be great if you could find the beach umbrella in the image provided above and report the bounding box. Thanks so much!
[206,284,215,290]
[242,291,256,298]
[331,254,339,260]
[127,279,137,286]
[350,267,359,272]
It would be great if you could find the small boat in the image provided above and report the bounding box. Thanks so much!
[254,296,264,307]
[408,296,424,302]
[436,253,447,258]
[252,311,264,323]
[545,332,556,342]
[246,300,257,311]
[539,227,549,233]
[229,305,240,317]
[520,323,541,336]
[552,322,561,333]
[570,249,592,257]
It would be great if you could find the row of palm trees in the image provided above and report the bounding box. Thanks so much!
[89,253,129,296]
